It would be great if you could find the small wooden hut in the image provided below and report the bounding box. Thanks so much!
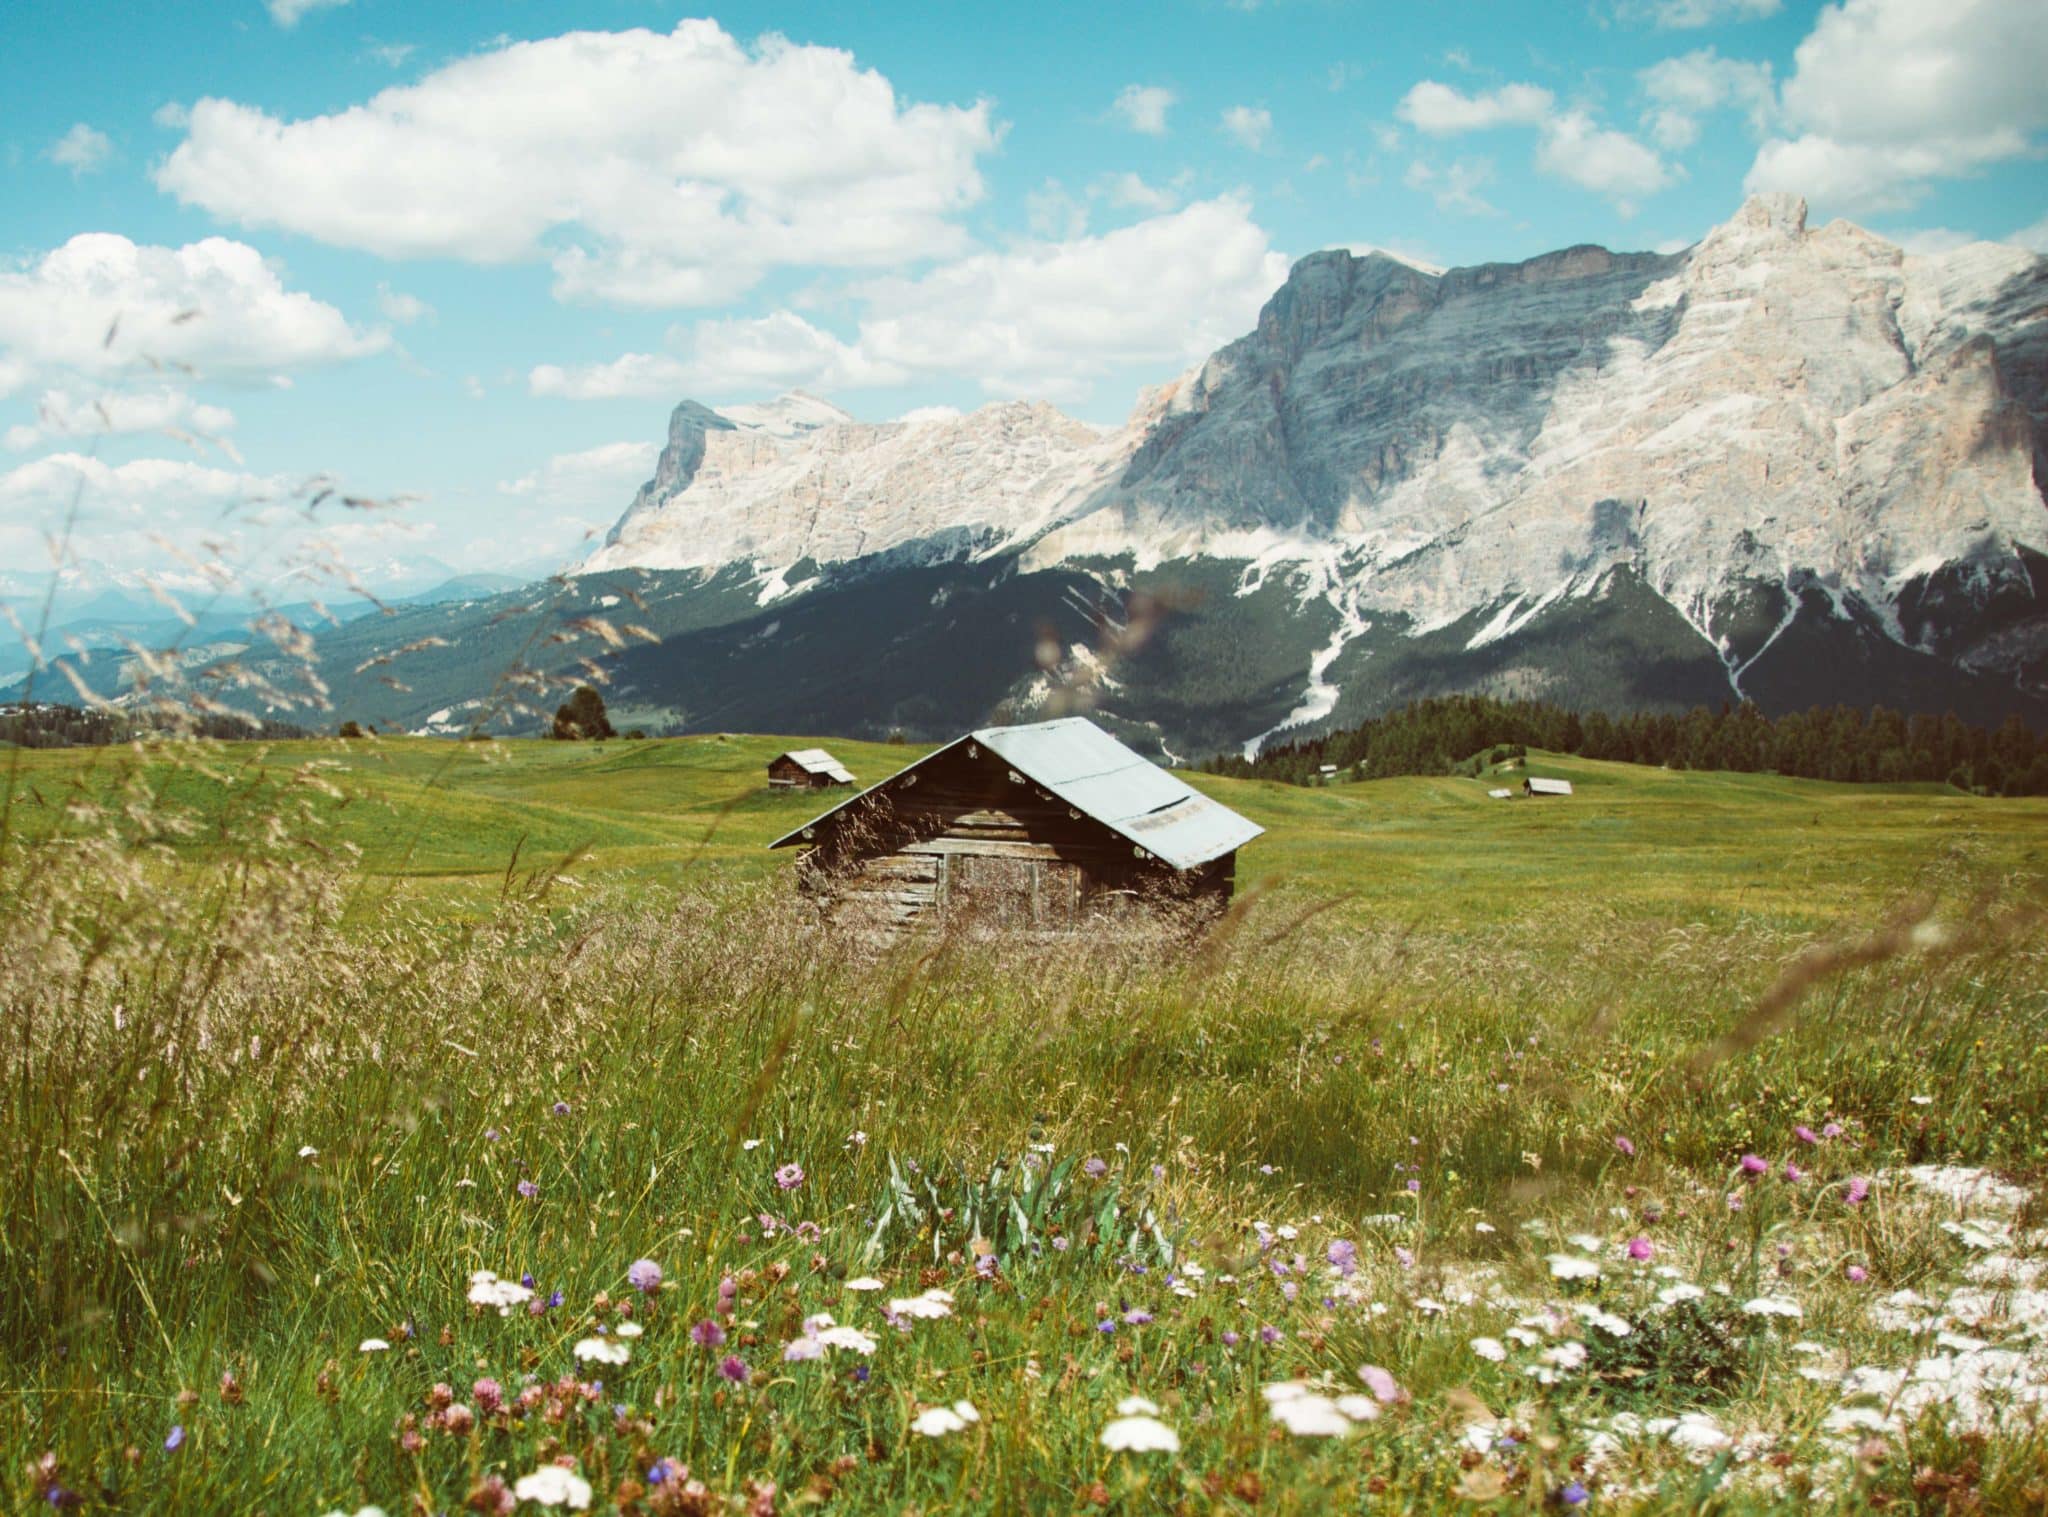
[767,748,856,789]
[769,717,1262,933]
[1523,776,1574,797]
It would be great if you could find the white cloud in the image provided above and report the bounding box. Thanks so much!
[1537,111,1676,207]
[0,234,386,397]
[365,41,416,67]
[2008,214,2048,253]
[157,19,998,308]
[1095,172,1181,214]
[1404,159,1500,216]
[50,124,113,176]
[1396,77,1671,209]
[533,197,1291,405]
[498,440,657,512]
[1639,49,1776,150]
[1026,180,1089,239]
[266,0,351,27]
[1221,106,1273,151]
[1746,0,2048,212]
[1113,85,1175,136]
[1886,226,1979,254]
[5,387,236,452]
[374,284,432,325]
[1620,0,1781,26]
[1396,80,1554,135]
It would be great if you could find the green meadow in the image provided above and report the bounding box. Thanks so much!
[3,733,2046,1514]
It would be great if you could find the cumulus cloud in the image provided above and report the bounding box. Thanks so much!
[1113,85,1175,136]
[1619,0,1781,26]
[374,285,432,325]
[1403,159,1500,217]
[0,233,386,398]
[1221,106,1272,150]
[1095,172,1182,214]
[498,440,658,512]
[532,197,1291,405]
[1639,49,1775,150]
[266,0,351,27]
[4,388,236,453]
[2008,215,2048,254]
[50,124,113,176]
[1537,110,1677,207]
[1026,180,1089,240]
[156,19,998,308]
[1396,80,1555,134]
[1745,0,2048,212]
[1397,78,1670,209]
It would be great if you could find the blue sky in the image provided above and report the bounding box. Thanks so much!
[1,0,2043,589]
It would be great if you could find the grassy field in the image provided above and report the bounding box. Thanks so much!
[2,733,2046,1514]
[4,732,2041,931]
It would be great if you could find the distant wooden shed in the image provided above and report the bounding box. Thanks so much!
[1523,777,1574,797]
[769,717,1263,934]
[768,748,855,789]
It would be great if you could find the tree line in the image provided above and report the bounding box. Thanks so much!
[0,702,313,749]
[1202,695,2048,797]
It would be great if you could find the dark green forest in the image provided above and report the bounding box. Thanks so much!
[1205,695,2048,798]
[0,703,312,749]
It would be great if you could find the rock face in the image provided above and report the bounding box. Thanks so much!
[570,195,2048,748]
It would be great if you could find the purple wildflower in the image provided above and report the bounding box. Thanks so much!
[1558,1481,1590,1505]
[1259,1324,1282,1344]
[1613,1136,1636,1157]
[473,1378,503,1415]
[1794,1125,1819,1145]
[1846,1264,1869,1283]
[1394,1246,1415,1270]
[1406,1178,1421,1193]
[648,1459,677,1485]
[552,1101,570,1116]
[1844,1176,1871,1206]
[1122,1308,1153,1325]
[484,1128,500,1142]
[1221,1330,1240,1347]
[1096,1318,1117,1334]
[1327,1239,1358,1276]
[1739,1154,1768,1176]
[516,1179,538,1199]
[163,1426,184,1453]
[1626,1235,1653,1261]
[627,1258,663,1294]
[718,1355,747,1383]
[1822,1122,1844,1139]
[1083,1157,1108,1177]
[691,1320,726,1347]
[774,1163,805,1191]
[1784,1162,1804,1182]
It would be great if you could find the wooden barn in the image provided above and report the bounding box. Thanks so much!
[767,748,856,789]
[769,717,1263,933]
[1523,776,1574,797]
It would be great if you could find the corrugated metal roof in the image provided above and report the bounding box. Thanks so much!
[1526,777,1574,795]
[773,748,855,783]
[769,717,1261,870]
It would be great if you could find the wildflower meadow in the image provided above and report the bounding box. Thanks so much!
[2,728,2046,1514]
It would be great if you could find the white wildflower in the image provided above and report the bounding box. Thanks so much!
[466,1270,533,1314]
[889,1288,955,1320]
[1741,1296,1803,1319]
[1268,1393,1354,1437]
[358,1338,390,1353]
[817,1325,879,1354]
[1116,1395,1160,1415]
[512,1466,593,1509]
[844,1276,885,1291]
[615,1321,643,1338]
[1470,1336,1508,1362]
[1657,1283,1706,1306]
[1547,1254,1600,1282]
[572,1337,630,1365]
[911,1400,979,1437]
[1100,1414,1180,1452]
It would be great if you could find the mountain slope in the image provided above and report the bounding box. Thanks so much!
[187,195,2048,750]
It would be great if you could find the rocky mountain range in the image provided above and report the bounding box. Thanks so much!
[80,194,2046,756]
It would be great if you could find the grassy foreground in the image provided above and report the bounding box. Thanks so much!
[2,734,2046,1514]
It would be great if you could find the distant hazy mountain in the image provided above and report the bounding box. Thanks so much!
[80,195,2048,753]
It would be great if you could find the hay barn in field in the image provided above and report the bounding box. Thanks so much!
[1523,777,1574,797]
[769,717,1262,933]
[767,748,855,789]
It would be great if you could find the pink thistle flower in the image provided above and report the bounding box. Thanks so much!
[1846,1264,1869,1283]
[1739,1154,1768,1176]
[1844,1176,1871,1206]
[1794,1126,1819,1145]
[691,1320,726,1347]
[1626,1235,1653,1261]
[1613,1136,1636,1158]
[718,1355,748,1383]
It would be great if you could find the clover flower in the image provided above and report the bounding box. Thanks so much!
[774,1163,805,1191]
[718,1355,748,1383]
[690,1320,726,1347]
